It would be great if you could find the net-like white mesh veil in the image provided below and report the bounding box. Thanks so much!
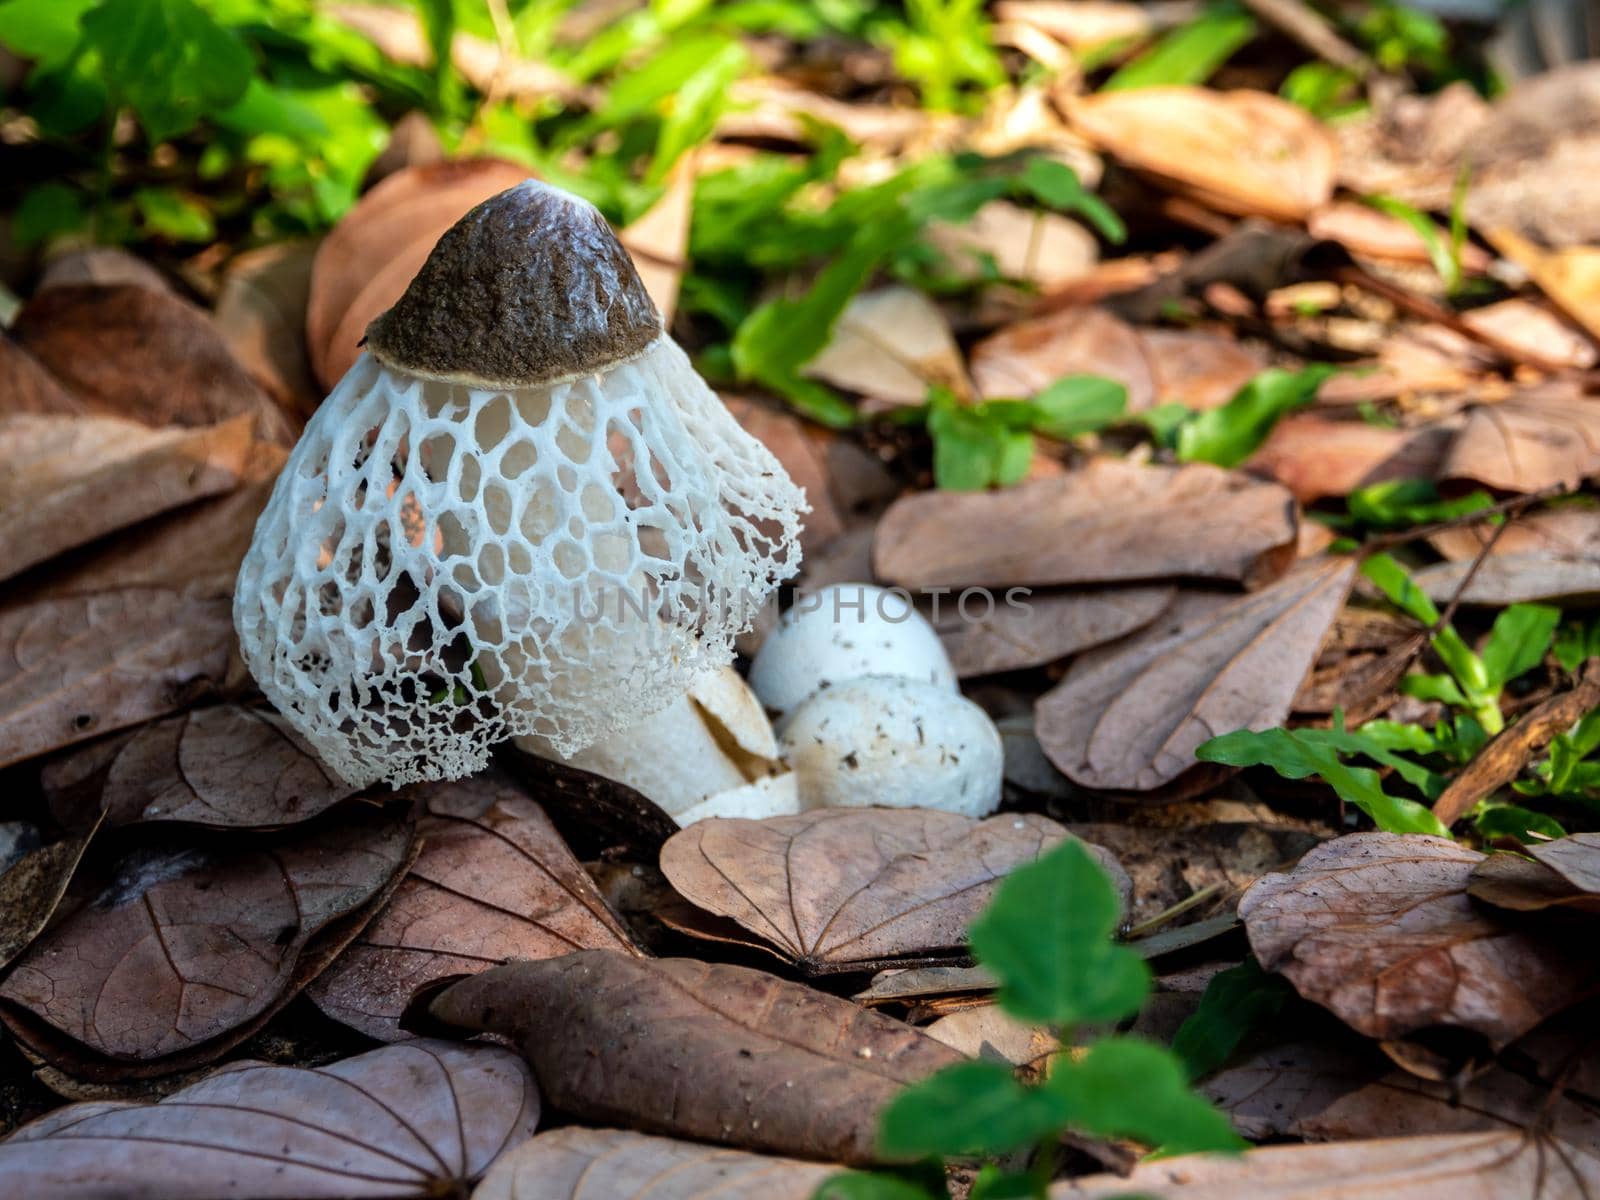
[234,335,806,787]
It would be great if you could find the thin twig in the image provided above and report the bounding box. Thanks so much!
[1362,482,1570,555]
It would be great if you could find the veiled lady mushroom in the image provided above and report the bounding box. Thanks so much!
[235,181,806,787]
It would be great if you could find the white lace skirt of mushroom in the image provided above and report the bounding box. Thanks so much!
[234,181,806,788]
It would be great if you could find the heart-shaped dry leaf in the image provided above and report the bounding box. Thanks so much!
[873,460,1299,591]
[0,590,234,770]
[659,809,1121,970]
[42,704,358,830]
[309,771,638,1040]
[473,1127,837,1200]
[0,1040,538,1198]
[1036,557,1356,792]
[937,585,1174,677]
[427,951,965,1164]
[1068,88,1337,222]
[1241,832,1600,1048]
[0,807,416,1064]
[1440,384,1600,493]
[0,414,254,584]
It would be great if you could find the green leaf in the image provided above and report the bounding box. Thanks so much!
[133,187,214,242]
[814,1171,942,1200]
[1554,617,1600,673]
[650,36,748,181]
[1197,727,1450,836]
[1362,553,1491,711]
[1175,365,1336,468]
[0,0,97,65]
[13,183,88,247]
[1103,3,1257,91]
[1345,479,1494,529]
[1047,1040,1247,1155]
[1366,195,1460,293]
[928,397,1035,490]
[969,838,1151,1026]
[1474,803,1566,843]
[1029,375,1127,438]
[878,1062,1069,1159]
[1016,159,1126,244]
[1480,604,1560,691]
[1171,958,1290,1081]
[81,0,255,143]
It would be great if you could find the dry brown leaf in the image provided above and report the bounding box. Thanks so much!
[1068,88,1337,222]
[873,460,1299,591]
[937,584,1173,677]
[211,240,320,421]
[1308,202,1490,272]
[1247,415,1454,504]
[1430,504,1600,561]
[1470,834,1600,915]
[618,157,693,325]
[1142,328,1264,411]
[1053,1132,1594,1198]
[924,1003,1059,1067]
[1240,832,1600,1048]
[305,159,532,388]
[37,247,172,293]
[427,951,965,1164]
[1440,385,1600,493]
[0,414,253,584]
[473,1127,835,1200]
[1034,558,1355,792]
[0,335,85,415]
[1464,297,1597,369]
[993,0,1152,48]
[0,1040,538,1199]
[927,200,1098,291]
[969,306,1155,406]
[41,704,357,830]
[0,807,416,1064]
[309,771,637,1040]
[10,285,292,445]
[803,287,969,407]
[0,589,233,769]
[1410,554,1600,606]
[659,809,1102,970]
[0,822,98,971]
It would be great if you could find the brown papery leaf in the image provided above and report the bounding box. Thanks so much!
[1440,384,1600,492]
[1248,414,1454,504]
[0,413,253,584]
[0,821,99,970]
[1309,201,1492,271]
[1470,834,1600,914]
[1068,88,1337,222]
[427,951,965,1164]
[937,584,1174,677]
[0,589,233,769]
[0,1040,538,1198]
[0,807,415,1063]
[0,335,86,415]
[618,154,693,325]
[10,285,292,445]
[306,159,532,388]
[873,460,1299,591]
[1487,226,1600,343]
[1240,832,1600,1048]
[212,240,320,421]
[1052,1132,1591,1198]
[804,286,970,407]
[1430,503,1600,561]
[310,771,637,1040]
[659,809,1100,970]
[969,306,1155,407]
[41,704,357,830]
[474,1127,836,1200]
[1036,558,1355,792]
[1142,328,1264,411]
[927,200,1098,291]
[1410,554,1600,605]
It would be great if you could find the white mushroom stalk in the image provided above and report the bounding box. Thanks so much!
[235,181,806,787]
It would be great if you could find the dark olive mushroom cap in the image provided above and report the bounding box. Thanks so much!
[364,180,661,388]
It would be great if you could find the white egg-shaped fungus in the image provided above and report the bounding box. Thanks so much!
[749,582,956,719]
[235,181,806,787]
[779,675,1003,818]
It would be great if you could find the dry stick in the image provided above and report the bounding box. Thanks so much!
[1432,659,1600,827]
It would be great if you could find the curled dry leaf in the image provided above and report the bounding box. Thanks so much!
[1052,1131,1591,1199]
[1036,557,1356,792]
[427,951,965,1164]
[211,240,320,421]
[0,414,253,584]
[1440,384,1600,493]
[0,807,416,1064]
[1068,88,1337,222]
[659,809,1113,970]
[803,287,969,407]
[873,459,1299,591]
[1240,832,1600,1048]
[1247,415,1454,504]
[473,1127,836,1200]
[969,305,1154,406]
[0,1040,538,1199]
[309,771,636,1041]
[10,285,292,445]
[937,584,1174,677]
[41,704,357,830]
[1470,834,1600,915]
[0,590,233,770]
[305,159,532,389]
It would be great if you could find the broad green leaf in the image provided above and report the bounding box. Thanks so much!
[1362,553,1489,703]
[878,1062,1068,1159]
[1474,803,1566,843]
[814,1171,941,1200]
[13,183,88,246]
[1554,617,1600,673]
[1171,958,1290,1081]
[0,0,97,65]
[1176,365,1336,467]
[1400,672,1471,707]
[1103,3,1257,91]
[1030,375,1127,438]
[1016,158,1126,243]
[1346,479,1494,529]
[134,187,214,242]
[969,838,1151,1026]
[1047,1039,1247,1155]
[649,36,747,181]
[1480,604,1560,691]
[1197,727,1450,836]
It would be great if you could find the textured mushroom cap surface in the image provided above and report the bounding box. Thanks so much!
[365,180,660,388]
